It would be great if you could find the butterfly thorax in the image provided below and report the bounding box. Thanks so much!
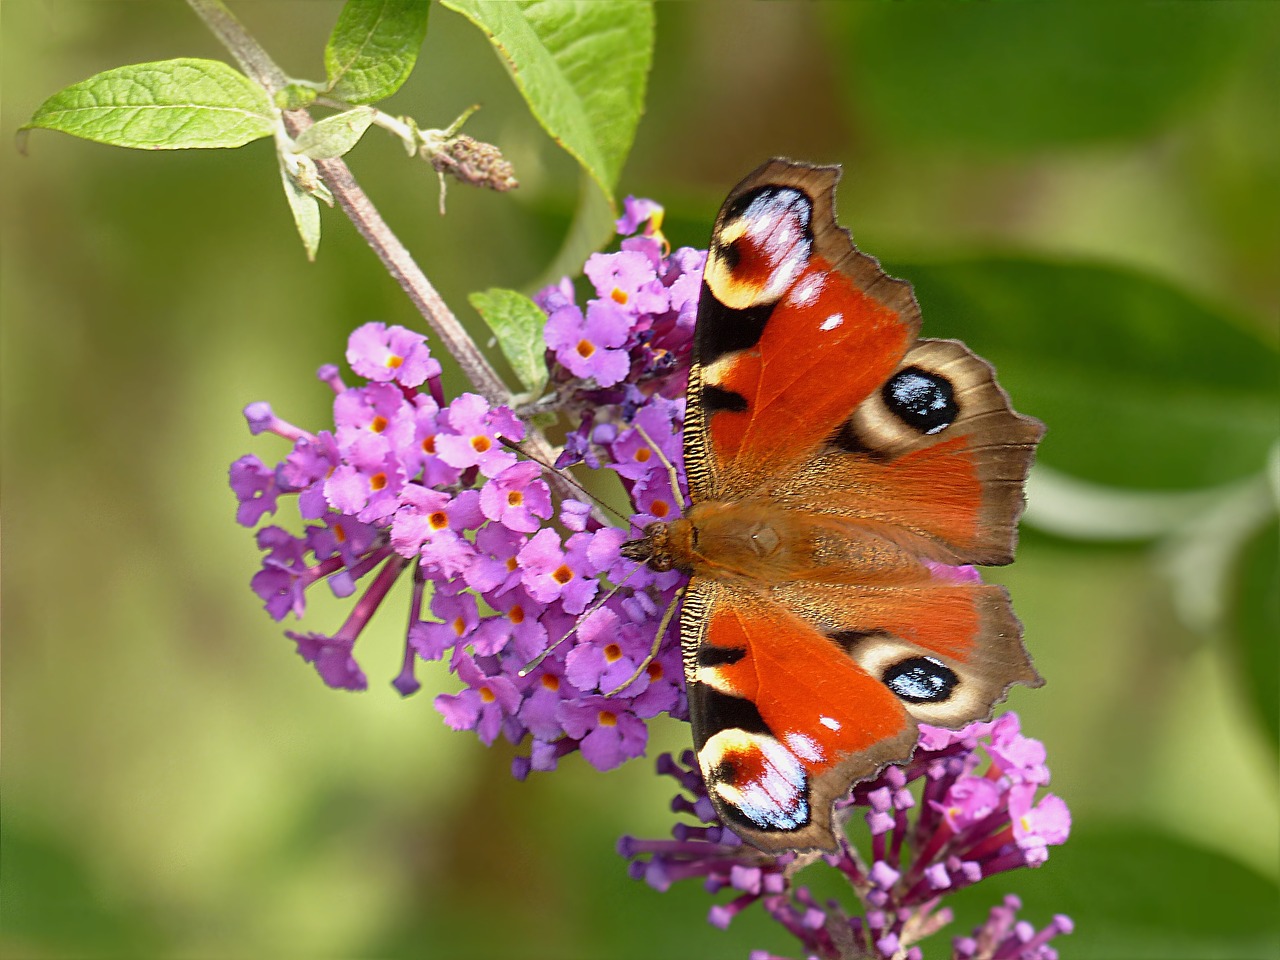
[623,500,930,586]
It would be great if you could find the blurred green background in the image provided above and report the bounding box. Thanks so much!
[3,3,1277,958]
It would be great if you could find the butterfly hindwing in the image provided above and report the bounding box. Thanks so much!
[816,338,1047,565]
[681,567,1041,853]
[681,577,917,852]
[771,574,1043,731]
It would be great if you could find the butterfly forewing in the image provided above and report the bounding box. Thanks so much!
[686,160,922,501]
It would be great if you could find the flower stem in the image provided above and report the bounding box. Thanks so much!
[188,0,508,404]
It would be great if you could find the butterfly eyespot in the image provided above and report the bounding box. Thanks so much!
[699,728,810,831]
[882,657,958,703]
[701,383,748,414]
[882,367,958,435]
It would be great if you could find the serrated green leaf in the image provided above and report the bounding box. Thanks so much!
[278,156,321,261]
[442,0,653,203]
[22,58,275,150]
[294,107,376,159]
[1228,518,1280,752]
[325,0,431,105]
[469,288,548,394]
[890,257,1279,491]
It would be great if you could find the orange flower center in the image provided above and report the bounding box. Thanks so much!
[634,447,651,463]
[371,415,388,433]
[604,643,622,663]
[479,686,495,704]
[610,287,629,305]
[369,472,388,492]
[428,511,449,530]
[575,340,595,358]
[597,710,617,727]
[508,605,525,625]
[650,499,670,518]
[542,674,560,691]
[471,435,492,453]
[422,435,437,455]
[386,354,404,369]
[551,564,573,585]
[507,490,524,507]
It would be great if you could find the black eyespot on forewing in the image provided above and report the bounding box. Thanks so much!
[694,281,774,365]
[882,367,958,435]
[694,683,770,738]
[697,644,746,668]
[883,657,958,703]
[702,384,748,415]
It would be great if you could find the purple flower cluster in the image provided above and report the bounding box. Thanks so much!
[620,714,1072,960]
[538,198,704,477]
[229,201,702,775]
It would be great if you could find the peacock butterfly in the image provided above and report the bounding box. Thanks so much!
[621,158,1044,853]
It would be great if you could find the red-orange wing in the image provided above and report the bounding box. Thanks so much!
[683,159,921,502]
[684,160,1043,564]
[681,577,916,853]
[776,338,1045,565]
[682,571,1041,853]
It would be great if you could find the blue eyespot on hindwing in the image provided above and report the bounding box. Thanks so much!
[883,656,958,703]
[882,367,957,435]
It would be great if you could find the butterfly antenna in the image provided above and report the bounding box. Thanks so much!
[498,436,633,527]
[517,561,646,677]
[603,583,685,697]
[633,423,687,511]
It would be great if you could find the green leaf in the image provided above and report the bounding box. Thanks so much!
[832,3,1259,151]
[278,156,322,261]
[275,83,319,111]
[442,0,653,202]
[890,257,1279,491]
[22,58,275,150]
[325,0,431,105]
[294,107,376,159]
[469,288,548,395]
[1228,517,1280,752]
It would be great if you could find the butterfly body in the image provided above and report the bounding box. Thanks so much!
[626,159,1044,854]
[632,503,938,585]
